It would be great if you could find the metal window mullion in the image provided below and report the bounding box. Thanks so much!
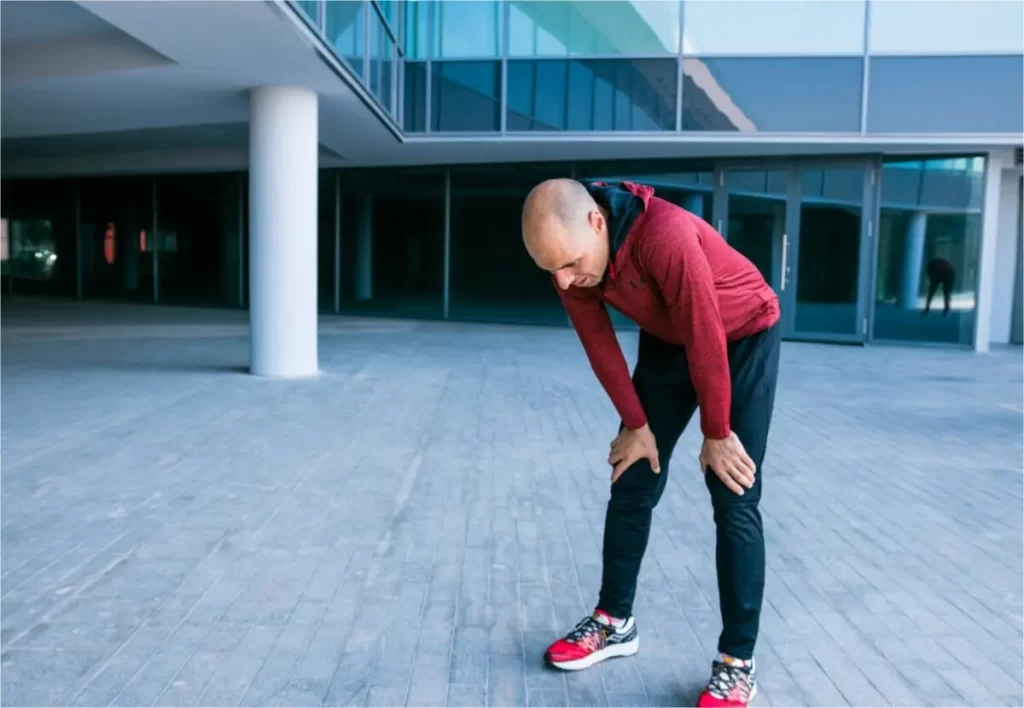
[676,0,684,131]
[238,173,245,308]
[425,0,434,132]
[500,0,509,133]
[860,0,871,133]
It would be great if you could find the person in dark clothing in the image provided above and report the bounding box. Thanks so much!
[924,257,955,316]
[521,179,781,708]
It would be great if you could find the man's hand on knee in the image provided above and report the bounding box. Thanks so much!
[699,432,756,495]
[609,423,660,483]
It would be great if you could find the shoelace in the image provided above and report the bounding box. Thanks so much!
[566,615,607,644]
[707,660,753,701]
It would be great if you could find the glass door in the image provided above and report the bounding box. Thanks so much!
[713,166,794,328]
[714,162,873,343]
[788,163,873,342]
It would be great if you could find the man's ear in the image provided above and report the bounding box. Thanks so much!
[588,209,605,234]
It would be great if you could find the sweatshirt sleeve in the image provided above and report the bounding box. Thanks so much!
[636,213,732,439]
[556,283,648,430]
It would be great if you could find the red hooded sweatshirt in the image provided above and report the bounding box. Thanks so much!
[555,181,780,440]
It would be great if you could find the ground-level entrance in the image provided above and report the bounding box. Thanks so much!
[712,160,877,344]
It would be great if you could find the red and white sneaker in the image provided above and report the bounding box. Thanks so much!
[697,655,758,707]
[544,610,639,671]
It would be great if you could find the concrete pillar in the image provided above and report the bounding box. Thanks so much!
[248,85,318,377]
[899,211,927,310]
[356,195,373,301]
[974,151,1011,352]
[683,192,705,220]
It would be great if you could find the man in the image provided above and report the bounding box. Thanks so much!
[923,256,955,316]
[521,179,781,708]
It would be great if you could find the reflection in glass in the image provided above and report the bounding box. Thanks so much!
[872,159,983,345]
[1,179,76,296]
[431,61,501,132]
[296,0,321,27]
[793,168,864,336]
[724,170,787,287]
[338,169,445,319]
[682,58,862,133]
[79,177,154,301]
[507,59,676,132]
[370,10,396,115]
[325,0,366,76]
[868,0,1024,53]
[509,1,679,56]
[450,164,571,325]
[433,0,502,58]
[158,174,243,307]
[867,56,1024,134]
[683,1,865,55]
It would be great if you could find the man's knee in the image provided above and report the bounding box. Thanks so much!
[610,459,664,510]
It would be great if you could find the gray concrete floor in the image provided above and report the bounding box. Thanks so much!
[2,298,1022,707]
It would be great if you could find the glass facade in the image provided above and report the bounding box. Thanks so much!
[1,151,1002,348]
[294,0,1023,136]
[872,158,985,346]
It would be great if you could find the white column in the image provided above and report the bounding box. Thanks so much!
[974,151,1010,353]
[899,211,927,310]
[249,85,318,377]
[356,195,373,301]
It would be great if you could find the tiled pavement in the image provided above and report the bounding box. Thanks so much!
[1,299,1022,708]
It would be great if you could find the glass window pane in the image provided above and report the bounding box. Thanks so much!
[507,59,676,131]
[450,164,572,325]
[337,169,445,319]
[508,1,679,57]
[867,56,1024,134]
[370,10,395,114]
[318,170,336,311]
[869,0,1024,54]
[682,58,862,132]
[405,0,429,58]
[296,0,321,27]
[683,0,865,55]
[158,174,243,307]
[325,0,366,77]
[431,61,500,132]
[433,0,502,58]
[1,179,76,297]
[404,61,427,132]
[724,170,789,286]
[873,158,984,345]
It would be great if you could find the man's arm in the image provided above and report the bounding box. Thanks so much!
[556,283,647,430]
[636,212,731,440]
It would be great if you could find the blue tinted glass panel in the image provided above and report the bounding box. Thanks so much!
[325,0,366,76]
[433,0,502,58]
[431,61,500,132]
[868,56,1024,134]
[682,58,862,132]
[684,1,865,55]
[405,0,429,58]
[370,11,395,114]
[880,158,985,211]
[508,1,679,56]
[869,1,1024,53]
[296,0,321,27]
[507,59,676,131]
[404,62,427,132]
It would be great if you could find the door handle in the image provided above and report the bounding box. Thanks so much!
[780,233,789,291]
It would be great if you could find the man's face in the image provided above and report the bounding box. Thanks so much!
[527,209,608,290]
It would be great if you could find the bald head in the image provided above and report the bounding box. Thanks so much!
[521,178,610,290]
